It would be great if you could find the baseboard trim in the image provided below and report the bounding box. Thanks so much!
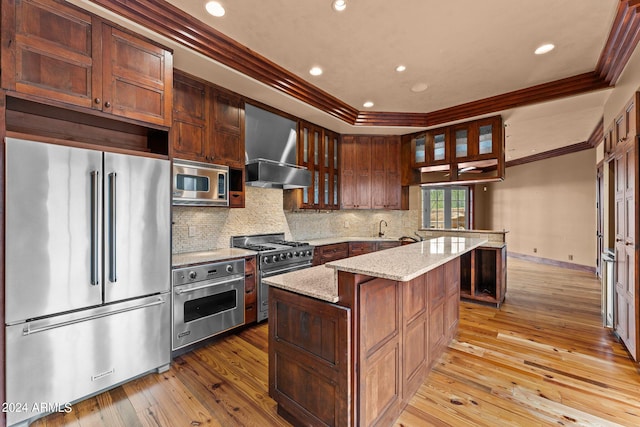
[508,252,596,274]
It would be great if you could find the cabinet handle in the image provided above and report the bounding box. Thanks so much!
[626,242,634,246]
[94,98,101,105]
[104,101,111,108]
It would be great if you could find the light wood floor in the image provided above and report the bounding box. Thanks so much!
[32,258,640,427]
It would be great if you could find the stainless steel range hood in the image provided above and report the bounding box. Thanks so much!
[245,158,311,189]
[244,104,311,189]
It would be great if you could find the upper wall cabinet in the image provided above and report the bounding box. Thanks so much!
[171,70,245,169]
[341,135,405,210]
[1,0,173,128]
[285,121,340,210]
[410,115,504,185]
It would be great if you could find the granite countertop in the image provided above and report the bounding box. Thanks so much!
[418,228,509,234]
[265,236,488,302]
[480,241,507,249]
[172,248,257,267]
[306,236,401,246]
[326,236,487,282]
[263,265,338,303]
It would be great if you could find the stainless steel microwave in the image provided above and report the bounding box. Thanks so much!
[172,159,229,206]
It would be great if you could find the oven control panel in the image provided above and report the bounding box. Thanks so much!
[172,258,245,286]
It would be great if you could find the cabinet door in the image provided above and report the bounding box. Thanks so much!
[211,91,244,167]
[371,136,387,209]
[385,137,402,209]
[2,0,98,109]
[340,135,357,209]
[101,24,173,126]
[171,72,208,161]
[354,136,372,209]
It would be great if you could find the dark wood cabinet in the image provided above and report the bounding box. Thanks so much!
[341,135,403,210]
[172,71,208,159]
[410,115,504,185]
[2,0,173,127]
[313,242,349,266]
[171,70,246,207]
[244,256,257,324]
[171,70,244,167]
[314,240,402,266]
[211,91,244,168]
[291,121,340,210]
[348,241,376,257]
[460,245,507,307]
[371,136,401,209]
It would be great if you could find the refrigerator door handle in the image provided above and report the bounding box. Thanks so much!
[91,170,100,286]
[21,298,166,336]
[109,172,117,283]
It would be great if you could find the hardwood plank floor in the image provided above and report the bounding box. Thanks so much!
[31,258,640,427]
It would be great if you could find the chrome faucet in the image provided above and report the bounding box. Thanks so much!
[414,231,425,241]
[378,220,388,237]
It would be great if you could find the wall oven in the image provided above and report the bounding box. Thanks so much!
[173,159,229,206]
[172,259,245,351]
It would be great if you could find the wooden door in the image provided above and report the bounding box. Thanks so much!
[371,136,387,209]
[211,91,244,167]
[596,165,604,277]
[340,136,357,209]
[354,136,372,209]
[2,0,98,109]
[615,142,638,360]
[385,137,401,209]
[171,72,208,161]
[101,24,172,126]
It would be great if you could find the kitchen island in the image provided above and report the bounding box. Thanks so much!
[265,236,487,427]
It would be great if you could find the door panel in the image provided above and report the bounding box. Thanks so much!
[5,138,103,322]
[103,153,170,302]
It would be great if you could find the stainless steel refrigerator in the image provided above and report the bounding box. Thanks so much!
[4,137,171,427]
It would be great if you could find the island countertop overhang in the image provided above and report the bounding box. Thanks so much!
[326,236,488,282]
[263,236,488,303]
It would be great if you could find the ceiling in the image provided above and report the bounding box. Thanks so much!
[73,0,620,161]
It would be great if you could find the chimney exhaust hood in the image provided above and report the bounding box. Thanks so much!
[244,104,310,189]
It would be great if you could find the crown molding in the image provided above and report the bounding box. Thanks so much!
[596,0,640,84]
[89,0,638,128]
[587,117,605,147]
[505,141,593,168]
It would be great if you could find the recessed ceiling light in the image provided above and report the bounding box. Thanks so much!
[332,0,346,12]
[395,65,406,72]
[534,43,555,55]
[309,66,323,76]
[205,1,225,17]
[411,82,429,93]
[363,101,374,108]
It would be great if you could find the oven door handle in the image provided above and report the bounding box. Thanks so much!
[261,263,312,277]
[175,276,243,295]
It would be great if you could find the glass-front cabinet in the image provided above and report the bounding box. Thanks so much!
[412,115,504,184]
[295,121,339,210]
[411,127,449,168]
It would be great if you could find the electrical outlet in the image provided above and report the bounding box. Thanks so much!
[188,226,197,237]
[344,221,349,228]
[533,248,537,253]
[568,254,573,261]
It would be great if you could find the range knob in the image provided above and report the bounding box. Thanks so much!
[293,251,298,257]
[188,271,197,280]
[226,264,234,273]
[272,255,278,263]
[286,252,292,259]
[279,253,286,261]
[306,250,312,256]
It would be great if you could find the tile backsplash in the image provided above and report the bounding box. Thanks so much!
[172,186,422,253]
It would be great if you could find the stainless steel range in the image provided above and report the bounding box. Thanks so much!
[231,233,314,322]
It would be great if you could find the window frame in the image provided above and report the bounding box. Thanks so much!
[422,185,472,229]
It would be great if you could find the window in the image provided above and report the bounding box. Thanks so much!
[422,186,470,229]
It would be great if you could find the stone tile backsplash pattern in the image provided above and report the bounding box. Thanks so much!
[173,186,422,253]
[172,186,503,254]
